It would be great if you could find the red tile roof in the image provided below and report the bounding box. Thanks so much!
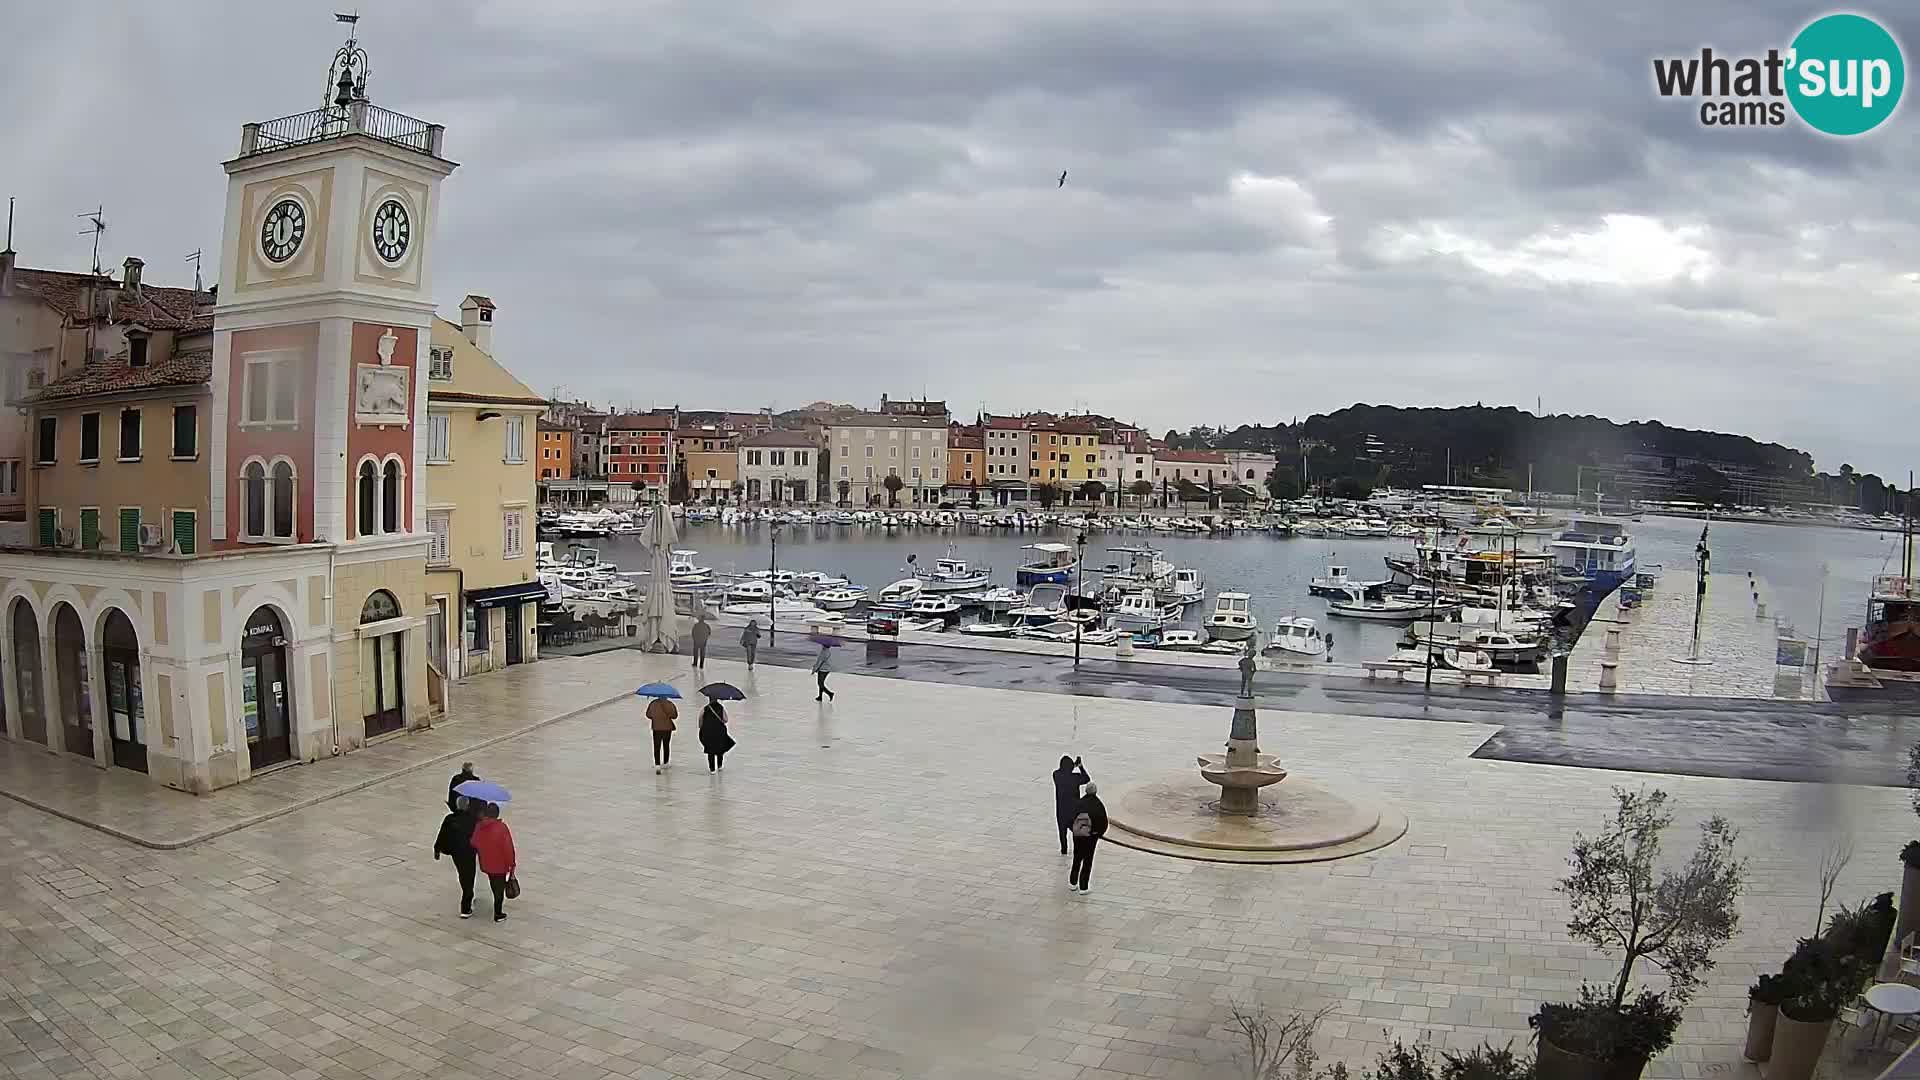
[11,269,207,331]
[32,349,211,403]
[737,429,820,448]
[607,413,675,431]
[1155,449,1229,464]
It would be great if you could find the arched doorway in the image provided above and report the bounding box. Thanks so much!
[360,590,405,738]
[8,599,45,745]
[241,607,293,769]
[51,603,93,761]
[100,610,147,772]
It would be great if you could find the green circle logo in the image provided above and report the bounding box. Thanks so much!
[1787,13,1905,136]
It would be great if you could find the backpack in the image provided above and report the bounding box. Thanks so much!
[1071,812,1093,838]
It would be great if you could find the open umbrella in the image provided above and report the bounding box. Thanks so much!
[454,779,512,804]
[635,682,682,699]
[699,682,745,701]
[809,632,844,648]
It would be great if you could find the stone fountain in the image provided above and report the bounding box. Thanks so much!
[1196,651,1290,814]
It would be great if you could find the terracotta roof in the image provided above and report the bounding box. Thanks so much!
[11,268,207,331]
[1155,449,1229,464]
[426,389,548,407]
[823,412,947,429]
[948,432,984,449]
[462,294,496,310]
[607,413,675,431]
[32,348,211,403]
[737,429,820,448]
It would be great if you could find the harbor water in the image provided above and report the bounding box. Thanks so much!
[563,513,1905,665]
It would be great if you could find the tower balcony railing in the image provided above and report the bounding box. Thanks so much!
[239,101,445,159]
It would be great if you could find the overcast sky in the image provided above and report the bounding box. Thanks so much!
[4,2,1916,476]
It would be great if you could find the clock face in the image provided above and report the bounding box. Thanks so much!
[371,199,411,263]
[260,199,306,264]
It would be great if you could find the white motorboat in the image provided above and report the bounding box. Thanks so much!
[1204,591,1258,642]
[789,571,852,591]
[957,620,1016,637]
[872,577,925,609]
[721,598,839,622]
[1325,583,1458,622]
[1264,617,1326,658]
[897,617,944,633]
[907,596,964,623]
[1015,542,1078,586]
[1442,647,1495,673]
[1151,628,1208,650]
[1007,583,1068,625]
[1386,645,1433,668]
[1107,591,1175,634]
[1018,621,1119,645]
[915,555,993,592]
[956,586,1024,613]
[725,579,776,604]
[1406,624,1548,664]
[1309,564,1389,597]
[811,586,868,611]
[1162,567,1206,607]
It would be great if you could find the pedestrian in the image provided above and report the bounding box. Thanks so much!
[741,619,760,671]
[647,694,678,772]
[1068,782,1108,893]
[812,643,835,702]
[1324,630,1335,661]
[470,802,517,922]
[690,612,712,669]
[432,795,480,918]
[447,761,478,812]
[699,698,736,771]
[1051,755,1089,854]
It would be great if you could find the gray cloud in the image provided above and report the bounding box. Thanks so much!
[3,0,1917,474]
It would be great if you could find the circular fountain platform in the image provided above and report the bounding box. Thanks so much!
[1104,775,1407,864]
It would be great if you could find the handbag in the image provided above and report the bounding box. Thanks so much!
[504,874,522,899]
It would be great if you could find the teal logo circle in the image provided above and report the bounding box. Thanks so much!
[1787,13,1905,136]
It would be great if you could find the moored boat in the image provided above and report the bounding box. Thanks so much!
[1204,591,1258,641]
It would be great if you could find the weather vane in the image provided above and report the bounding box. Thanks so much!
[325,12,370,112]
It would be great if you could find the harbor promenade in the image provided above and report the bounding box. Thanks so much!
[1566,571,1810,699]
[0,650,1909,1080]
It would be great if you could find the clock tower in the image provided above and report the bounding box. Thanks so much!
[210,18,457,751]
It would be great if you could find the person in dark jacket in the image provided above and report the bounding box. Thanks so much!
[1068,782,1108,893]
[447,761,478,812]
[741,620,760,671]
[689,613,712,668]
[432,795,480,918]
[647,695,678,772]
[699,700,736,771]
[470,802,517,921]
[1051,756,1089,854]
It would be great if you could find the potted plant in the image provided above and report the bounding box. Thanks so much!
[1903,743,1920,945]
[1530,788,1745,1080]
[1769,937,1872,1080]
[1743,973,1788,1062]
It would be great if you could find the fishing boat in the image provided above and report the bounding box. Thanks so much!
[1405,624,1547,665]
[1264,617,1325,658]
[811,586,868,611]
[669,550,715,585]
[955,586,1025,613]
[872,577,925,610]
[907,596,965,625]
[1018,621,1119,645]
[1102,545,1175,594]
[724,579,776,604]
[1015,542,1078,586]
[1325,582,1458,621]
[914,554,993,592]
[1162,567,1206,607]
[1006,583,1069,625]
[1107,591,1176,634]
[1203,591,1258,642]
[1309,564,1388,598]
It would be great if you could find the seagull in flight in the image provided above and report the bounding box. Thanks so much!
[1058,170,1068,188]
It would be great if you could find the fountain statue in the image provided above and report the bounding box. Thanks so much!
[1198,642,1289,815]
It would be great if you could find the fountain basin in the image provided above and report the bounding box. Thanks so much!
[1103,774,1407,864]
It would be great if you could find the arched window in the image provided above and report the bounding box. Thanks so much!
[361,589,401,623]
[242,461,267,538]
[357,460,377,537]
[381,459,402,533]
[270,461,295,539]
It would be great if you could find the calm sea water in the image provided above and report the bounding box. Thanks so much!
[574,514,1907,663]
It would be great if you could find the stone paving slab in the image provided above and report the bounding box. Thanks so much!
[0,652,1909,1080]
[0,651,670,848]
[1568,573,1791,699]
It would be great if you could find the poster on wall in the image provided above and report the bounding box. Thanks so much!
[242,666,260,739]
[107,660,131,741]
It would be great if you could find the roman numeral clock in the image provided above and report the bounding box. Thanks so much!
[370,198,410,264]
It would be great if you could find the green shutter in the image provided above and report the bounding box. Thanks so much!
[79,509,100,550]
[172,510,195,555]
[118,508,140,552]
[36,508,57,547]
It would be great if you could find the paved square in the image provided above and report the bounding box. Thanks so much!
[0,651,1907,1080]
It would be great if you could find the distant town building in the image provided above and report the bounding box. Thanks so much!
[537,421,573,481]
[878,394,949,419]
[823,412,948,506]
[737,430,819,503]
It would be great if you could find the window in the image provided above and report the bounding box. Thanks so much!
[746,450,762,466]
[79,508,101,550]
[80,413,100,462]
[118,508,140,552]
[888,466,898,477]
[865,466,874,480]
[503,415,525,462]
[171,510,195,555]
[840,464,848,478]
[272,461,295,538]
[427,510,451,566]
[128,333,149,369]
[865,445,873,458]
[911,467,921,480]
[502,510,525,558]
[118,409,142,460]
[771,451,785,466]
[37,508,57,547]
[242,354,298,426]
[890,446,898,458]
[0,460,17,497]
[382,460,402,533]
[357,460,377,536]
[172,405,197,458]
[932,468,941,481]
[428,346,453,381]
[243,461,267,538]
[427,412,451,462]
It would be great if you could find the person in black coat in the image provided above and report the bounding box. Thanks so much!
[447,761,478,812]
[433,795,481,918]
[1068,783,1109,893]
[699,701,736,772]
[1051,756,1089,854]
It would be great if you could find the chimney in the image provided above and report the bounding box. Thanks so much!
[0,248,14,298]
[459,294,495,352]
[122,257,144,298]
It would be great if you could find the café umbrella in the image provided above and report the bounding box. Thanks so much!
[453,779,512,805]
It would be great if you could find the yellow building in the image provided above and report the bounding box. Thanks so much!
[425,299,547,679]
[1053,420,1101,497]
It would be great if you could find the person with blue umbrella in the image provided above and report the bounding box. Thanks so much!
[637,683,684,774]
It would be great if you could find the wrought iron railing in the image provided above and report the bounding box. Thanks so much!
[242,103,441,158]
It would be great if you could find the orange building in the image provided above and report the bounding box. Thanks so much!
[536,421,572,481]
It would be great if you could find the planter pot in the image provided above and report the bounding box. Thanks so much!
[1766,1013,1832,1080]
[1899,861,1920,950]
[1743,1002,1778,1063]
[1536,1034,1650,1080]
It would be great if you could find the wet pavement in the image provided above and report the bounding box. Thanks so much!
[700,635,1918,787]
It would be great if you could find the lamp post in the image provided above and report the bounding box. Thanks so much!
[1072,521,1091,668]
[767,521,780,645]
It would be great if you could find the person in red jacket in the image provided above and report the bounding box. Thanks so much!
[470,802,517,922]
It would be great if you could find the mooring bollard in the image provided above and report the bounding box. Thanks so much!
[1605,628,1622,656]
[1598,660,1619,691]
[1116,634,1135,658]
[1756,601,1766,619]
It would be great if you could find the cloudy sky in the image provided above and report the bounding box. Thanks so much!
[4,2,1916,475]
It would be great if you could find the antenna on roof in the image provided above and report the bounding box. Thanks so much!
[77,205,106,277]
[4,197,14,252]
[184,249,203,293]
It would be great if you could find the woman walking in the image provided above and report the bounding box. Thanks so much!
[812,643,836,702]
[470,803,517,922]
[647,694,678,772]
[741,620,761,671]
[699,698,736,772]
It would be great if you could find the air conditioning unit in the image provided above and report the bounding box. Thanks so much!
[138,523,165,550]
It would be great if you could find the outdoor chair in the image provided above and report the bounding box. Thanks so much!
[1899,931,1920,983]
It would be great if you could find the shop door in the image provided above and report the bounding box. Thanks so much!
[504,603,524,665]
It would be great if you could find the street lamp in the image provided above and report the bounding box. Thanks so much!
[767,520,781,645]
[1072,519,1091,668]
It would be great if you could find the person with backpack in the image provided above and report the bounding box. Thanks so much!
[741,620,761,671]
[1068,782,1108,893]
[470,802,518,922]
[432,795,480,918]
[1051,755,1090,855]
[647,694,678,772]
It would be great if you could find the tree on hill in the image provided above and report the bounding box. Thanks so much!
[1265,464,1298,502]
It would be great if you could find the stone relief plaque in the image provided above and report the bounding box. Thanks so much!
[355,364,410,426]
